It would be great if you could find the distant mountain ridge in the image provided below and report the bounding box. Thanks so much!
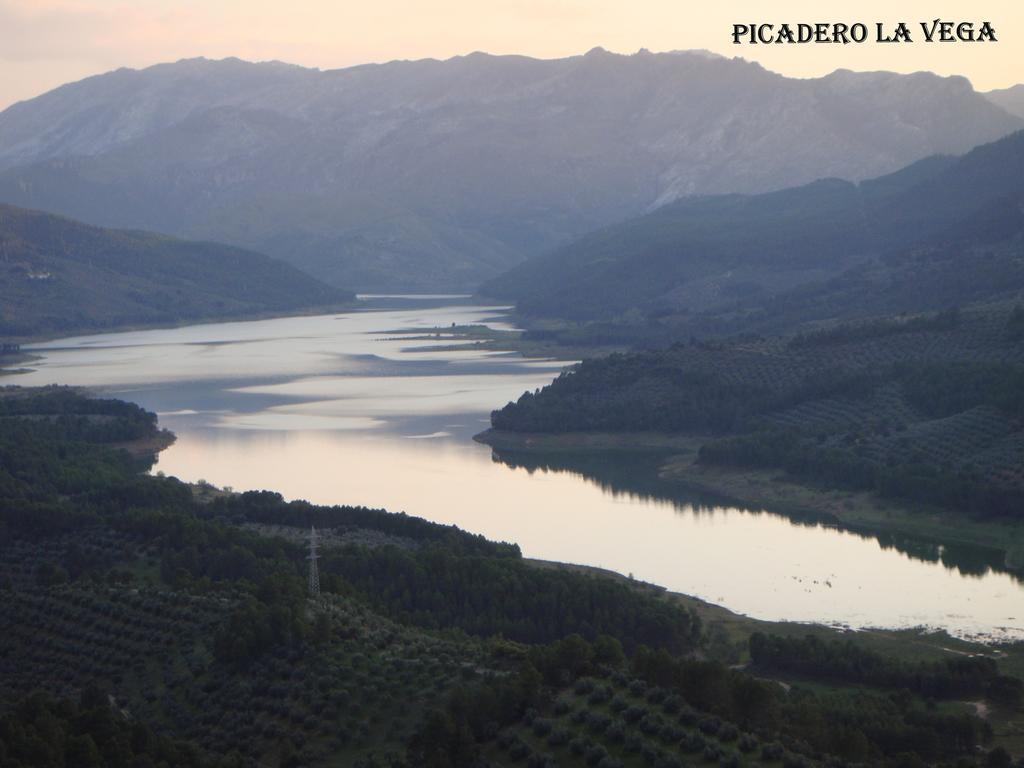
[0,204,349,338]
[986,84,1024,119]
[482,129,1024,333]
[0,51,1018,291]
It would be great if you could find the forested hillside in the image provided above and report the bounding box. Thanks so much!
[490,303,1024,517]
[2,386,1019,766]
[0,204,350,338]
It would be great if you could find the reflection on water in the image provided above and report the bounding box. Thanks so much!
[489,447,1014,583]
[16,300,1024,641]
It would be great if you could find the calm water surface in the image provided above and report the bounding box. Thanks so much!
[16,299,1024,641]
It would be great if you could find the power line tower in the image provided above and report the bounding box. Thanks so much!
[308,526,321,598]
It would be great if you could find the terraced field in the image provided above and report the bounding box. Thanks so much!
[0,523,496,767]
[491,302,1024,514]
[486,673,796,768]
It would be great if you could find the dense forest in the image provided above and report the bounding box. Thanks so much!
[490,303,1024,517]
[2,386,1022,766]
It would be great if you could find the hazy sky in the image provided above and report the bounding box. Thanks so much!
[1,0,1021,110]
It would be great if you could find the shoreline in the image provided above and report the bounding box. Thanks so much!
[3,298,556,361]
[115,428,177,459]
[0,351,42,377]
[660,458,1024,569]
[5,301,360,347]
[522,557,1019,664]
[17,321,1023,657]
[476,428,1024,571]
[137,414,1024,664]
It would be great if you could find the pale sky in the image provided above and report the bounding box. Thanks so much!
[0,0,1021,110]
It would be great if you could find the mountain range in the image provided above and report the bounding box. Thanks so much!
[0,51,1019,292]
[987,84,1024,119]
[482,128,1024,336]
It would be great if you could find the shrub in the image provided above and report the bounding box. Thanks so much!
[662,694,683,714]
[645,687,667,704]
[680,732,705,753]
[508,738,530,760]
[575,678,596,695]
[623,705,646,723]
[677,706,698,726]
[587,712,612,733]
[607,720,626,743]
[761,742,785,760]
[585,743,609,766]
[703,744,722,762]
[639,714,663,735]
[532,718,553,737]
[588,685,612,705]
[546,727,569,747]
[698,716,721,735]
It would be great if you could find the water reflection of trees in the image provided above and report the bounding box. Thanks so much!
[489,446,1016,582]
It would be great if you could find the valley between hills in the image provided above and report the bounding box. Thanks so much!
[3,44,1024,768]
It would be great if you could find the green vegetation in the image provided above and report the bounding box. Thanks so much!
[750,634,1022,707]
[4,386,1023,766]
[324,544,698,653]
[420,641,1003,767]
[0,204,350,339]
[787,309,962,349]
[697,358,1024,517]
[491,302,1024,519]
[0,690,213,768]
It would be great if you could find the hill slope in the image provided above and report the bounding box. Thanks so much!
[482,129,1024,329]
[1,387,1016,767]
[0,204,349,338]
[489,301,1024,517]
[0,52,1018,291]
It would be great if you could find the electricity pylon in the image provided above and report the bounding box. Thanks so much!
[308,526,321,597]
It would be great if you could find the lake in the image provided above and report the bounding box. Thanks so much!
[16,298,1024,641]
